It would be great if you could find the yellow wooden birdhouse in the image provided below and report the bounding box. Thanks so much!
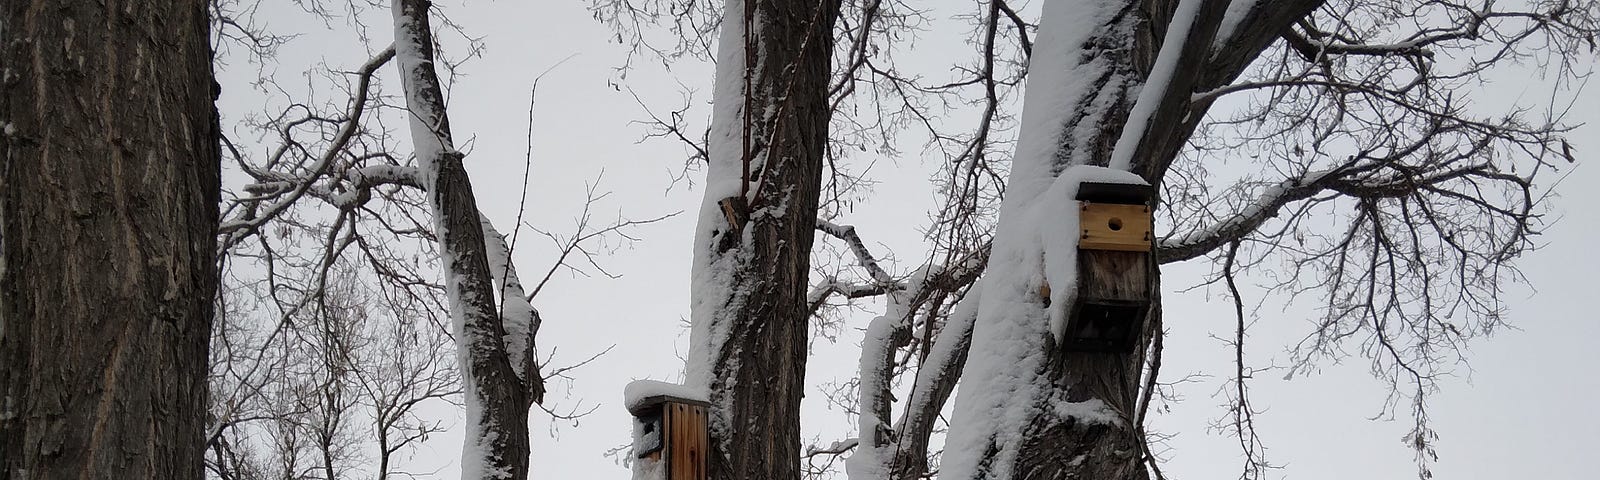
[1064,181,1155,353]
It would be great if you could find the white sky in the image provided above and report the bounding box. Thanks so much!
[217,1,1600,478]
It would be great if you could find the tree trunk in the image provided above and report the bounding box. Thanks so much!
[1007,1,1228,477]
[940,1,1236,478]
[391,1,542,479]
[0,1,220,479]
[685,1,840,479]
[945,0,1332,478]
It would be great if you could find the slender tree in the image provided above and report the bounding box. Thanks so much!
[392,1,544,478]
[202,2,655,477]
[0,1,221,479]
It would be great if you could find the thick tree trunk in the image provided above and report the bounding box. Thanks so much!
[943,0,1279,478]
[686,1,840,479]
[392,1,542,479]
[1006,2,1228,478]
[971,1,1328,478]
[0,1,220,479]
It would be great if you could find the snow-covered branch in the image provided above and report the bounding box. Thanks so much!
[887,290,979,480]
[817,220,894,284]
[239,164,423,211]
[480,216,544,401]
[218,46,397,251]
[393,1,540,478]
[1158,167,1342,263]
[1107,0,1223,172]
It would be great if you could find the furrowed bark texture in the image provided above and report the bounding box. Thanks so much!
[976,0,1325,478]
[0,1,220,479]
[393,1,541,478]
[693,1,841,479]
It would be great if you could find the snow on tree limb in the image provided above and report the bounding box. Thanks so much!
[1107,0,1217,172]
[887,289,980,480]
[481,215,544,400]
[1157,166,1343,263]
[217,46,396,251]
[817,220,894,285]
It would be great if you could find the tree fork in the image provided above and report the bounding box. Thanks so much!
[392,1,541,478]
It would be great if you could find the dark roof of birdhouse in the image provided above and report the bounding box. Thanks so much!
[1077,181,1153,204]
[627,395,712,416]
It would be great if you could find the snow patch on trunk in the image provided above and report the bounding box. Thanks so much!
[481,216,537,383]
[685,0,753,391]
[1002,2,1128,207]
[683,0,775,458]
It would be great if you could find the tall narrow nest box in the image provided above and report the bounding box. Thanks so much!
[630,395,710,480]
[1064,181,1155,353]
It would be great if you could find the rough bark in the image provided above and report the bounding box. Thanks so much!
[392,1,542,478]
[691,1,841,479]
[0,1,220,479]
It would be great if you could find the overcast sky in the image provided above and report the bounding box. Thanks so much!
[217,1,1600,478]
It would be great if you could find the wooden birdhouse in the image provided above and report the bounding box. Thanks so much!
[630,395,710,480]
[1063,181,1155,353]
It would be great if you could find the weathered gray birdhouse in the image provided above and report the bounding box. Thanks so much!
[1063,181,1155,353]
[630,395,710,480]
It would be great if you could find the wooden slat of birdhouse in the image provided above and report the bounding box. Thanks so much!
[1079,250,1149,302]
[672,404,684,480]
[1062,249,1151,352]
[669,403,708,480]
[1079,202,1151,252]
[688,405,707,480]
